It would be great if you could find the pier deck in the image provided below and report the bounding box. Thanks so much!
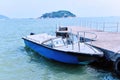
[68,26,120,61]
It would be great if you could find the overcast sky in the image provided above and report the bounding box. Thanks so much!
[0,0,120,18]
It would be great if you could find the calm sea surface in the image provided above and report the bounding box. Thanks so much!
[0,17,120,80]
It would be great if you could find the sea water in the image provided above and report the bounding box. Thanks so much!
[0,17,120,80]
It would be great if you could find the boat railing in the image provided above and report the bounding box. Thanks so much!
[57,28,98,52]
[76,31,97,52]
[77,31,97,44]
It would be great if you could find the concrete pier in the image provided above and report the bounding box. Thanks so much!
[66,26,120,62]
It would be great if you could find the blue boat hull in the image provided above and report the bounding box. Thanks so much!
[23,38,101,64]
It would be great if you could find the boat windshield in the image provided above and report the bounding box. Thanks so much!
[43,37,65,48]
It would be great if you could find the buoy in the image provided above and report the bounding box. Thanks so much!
[114,57,120,75]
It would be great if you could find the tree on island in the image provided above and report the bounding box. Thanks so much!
[40,10,76,18]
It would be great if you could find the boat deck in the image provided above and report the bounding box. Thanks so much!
[54,43,102,55]
[24,33,55,44]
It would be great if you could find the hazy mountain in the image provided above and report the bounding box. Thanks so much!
[0,15,9,19]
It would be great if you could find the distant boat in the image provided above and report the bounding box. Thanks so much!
[22,27,103,64]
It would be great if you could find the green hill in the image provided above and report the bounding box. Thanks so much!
[40,10,76,18]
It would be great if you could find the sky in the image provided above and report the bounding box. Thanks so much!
[0,0,120,18]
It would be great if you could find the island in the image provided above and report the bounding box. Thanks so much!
[40,10,76,18]
[0,15,9,19]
